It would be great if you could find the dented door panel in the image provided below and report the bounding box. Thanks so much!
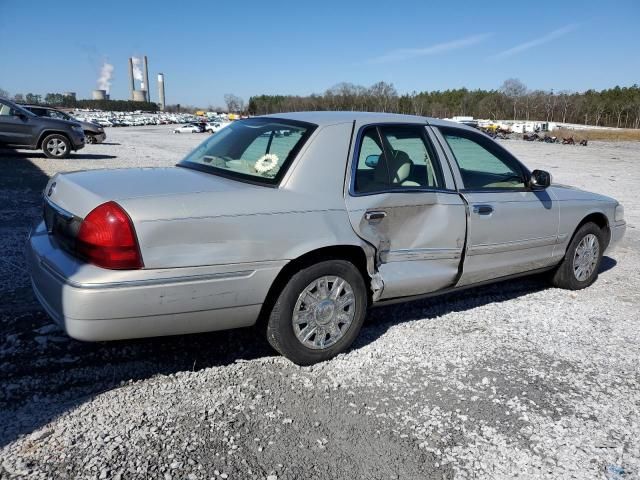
[345,191,466,299]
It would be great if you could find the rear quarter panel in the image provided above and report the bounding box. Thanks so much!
[120,121,366,270]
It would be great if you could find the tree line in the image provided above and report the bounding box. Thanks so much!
[247,80,640,129]
[0,90,158,112]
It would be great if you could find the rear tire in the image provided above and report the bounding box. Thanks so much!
[86,134,96,144]
[266,260,367,366]
[42,134,71,159]
[550,222,604,290]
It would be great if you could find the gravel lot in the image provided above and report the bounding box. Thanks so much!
[1,126,639,479]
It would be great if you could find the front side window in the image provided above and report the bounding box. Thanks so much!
[179,118,316,185]
[354,125,443,194]
[440,127,526,190]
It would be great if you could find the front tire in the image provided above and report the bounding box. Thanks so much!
[550,222,604,290]
[86,134,96,144]
[267,260,368,366]
[42,134,71,159]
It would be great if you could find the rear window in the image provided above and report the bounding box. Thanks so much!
[178,117,316,185]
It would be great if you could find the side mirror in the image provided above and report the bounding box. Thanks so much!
[12,110,27,120]
[529,169,551,190]
[365,154,380,168]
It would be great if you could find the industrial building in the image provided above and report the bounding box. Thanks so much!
[128,55,152,102]
[82,56,165,105]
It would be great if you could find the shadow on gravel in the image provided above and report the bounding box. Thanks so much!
[0,149,50,192]
[600,255,617,273]
[358,257,616,347]
[2,150,118,160]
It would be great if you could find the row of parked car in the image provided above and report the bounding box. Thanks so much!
[173,121,230,134]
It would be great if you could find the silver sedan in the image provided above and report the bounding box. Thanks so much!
[28,112,626,365]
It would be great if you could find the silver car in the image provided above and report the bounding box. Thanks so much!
[28,112,626,365]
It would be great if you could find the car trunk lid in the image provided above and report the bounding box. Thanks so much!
[44,166,254,218]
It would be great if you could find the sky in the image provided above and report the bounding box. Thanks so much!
[0,0,638,107]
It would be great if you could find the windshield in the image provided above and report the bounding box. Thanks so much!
[48,110,72,120]
[178,117,316,185]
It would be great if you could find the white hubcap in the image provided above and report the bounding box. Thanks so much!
[573,233,599,281]
[293,276,356,350]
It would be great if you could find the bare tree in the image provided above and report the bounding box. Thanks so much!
[558,91,572,123]
[224,94,244,113]
[500,78,527,120]
[368,82,398,112]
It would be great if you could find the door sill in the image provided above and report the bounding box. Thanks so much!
[372,265,556,307]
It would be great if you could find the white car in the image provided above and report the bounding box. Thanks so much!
[174,124,201,134]
[206,121,230,133]
[96,119,113,127]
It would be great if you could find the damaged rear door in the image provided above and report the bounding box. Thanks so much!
[345,123,466,300]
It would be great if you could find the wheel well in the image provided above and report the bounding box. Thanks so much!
[255,245,370,330]
[37,131,71,149]
[576,212,611,247]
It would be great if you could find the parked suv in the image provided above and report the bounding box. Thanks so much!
[23,105,106,144]
[0,97,84,158]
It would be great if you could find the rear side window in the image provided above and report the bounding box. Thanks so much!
[354,125,444,194]
[440,127,526,190]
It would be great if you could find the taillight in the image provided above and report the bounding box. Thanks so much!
[76,201,143,270]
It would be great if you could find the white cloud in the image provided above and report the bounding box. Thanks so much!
[491,24,579,59]
[368,33,492,64]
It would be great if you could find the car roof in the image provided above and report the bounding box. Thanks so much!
[260,111,467,129]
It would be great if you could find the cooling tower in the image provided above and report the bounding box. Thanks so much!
[132,90,147,102]
[92,89,107,100]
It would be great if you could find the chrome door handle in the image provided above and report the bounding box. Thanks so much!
[365,211,387,221]
[473,204,493,215]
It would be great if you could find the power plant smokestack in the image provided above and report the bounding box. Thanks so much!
[157,73,165,111]
[128,58,135,100]
[143,56,150,102]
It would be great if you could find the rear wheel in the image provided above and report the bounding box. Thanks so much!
[86,134,96,144]
[42,134,71,159]
[550,222,604,290]
[267,260,367,365]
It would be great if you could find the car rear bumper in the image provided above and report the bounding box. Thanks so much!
[27,221,283,341]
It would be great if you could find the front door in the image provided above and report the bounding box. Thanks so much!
[345,124,467,299]
[435,126,560,286]
[0,101,34,145]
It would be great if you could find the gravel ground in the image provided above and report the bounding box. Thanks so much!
[1,126,639,479]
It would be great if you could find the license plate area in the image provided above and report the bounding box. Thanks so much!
[43,199,81,253]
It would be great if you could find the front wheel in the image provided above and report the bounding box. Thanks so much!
[550,222,604,290]
[85,134,96,144]
[267,260,368,365]
[42,134,71,159]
